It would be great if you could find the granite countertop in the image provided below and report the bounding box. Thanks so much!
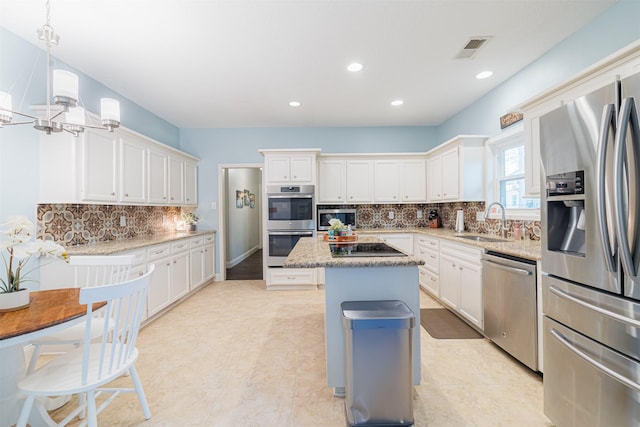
[63,230,216,255]
[343,228,541,261]
[284,235,425,268]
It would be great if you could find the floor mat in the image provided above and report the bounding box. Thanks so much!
[420,308,483,339]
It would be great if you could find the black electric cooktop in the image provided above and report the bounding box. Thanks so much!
[329,242,407,258]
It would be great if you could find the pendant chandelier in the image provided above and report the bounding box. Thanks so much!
[0,0,120,136]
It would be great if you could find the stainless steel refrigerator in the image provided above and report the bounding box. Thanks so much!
[539,71,640,427]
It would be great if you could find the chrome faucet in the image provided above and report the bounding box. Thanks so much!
[486,202,508,239]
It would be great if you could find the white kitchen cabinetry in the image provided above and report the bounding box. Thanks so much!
[261,150,318,184]
[267,268,318,291]
[170,240,190,301]
[184,160,198,205]
[38,114,198,206]
[374,159,427,203]
[318,159,347,203]
[82,129,119,202]
[439,240,483,330]
[190,233,216,289]
[119,133,147,203]
[346,159,373,203]
[377,233,414,255]
[168,156,185,205]
[426,135,486,203]
[146,244,173,317]
[373,160,400,202]
[414,234,439,296]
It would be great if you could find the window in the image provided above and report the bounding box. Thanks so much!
[487,126,540,219]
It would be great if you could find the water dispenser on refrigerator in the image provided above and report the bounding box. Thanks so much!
[545,171,586,257]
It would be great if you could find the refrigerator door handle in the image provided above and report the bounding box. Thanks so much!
[549,285,640,328]
[614,98,640,278]
[597,103,617,273]
[550,328,640,393]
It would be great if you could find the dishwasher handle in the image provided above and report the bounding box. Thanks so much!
[482,259,532,276]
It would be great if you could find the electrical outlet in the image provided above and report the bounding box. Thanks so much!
[388,211,395,219]
[416,210,423,219]
[476,211,485,222]
[120,216,126,227]
[211,202,217,209]
[162,214,167,224]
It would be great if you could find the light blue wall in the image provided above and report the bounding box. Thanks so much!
[437,0,640,141]
[179,126,437,228]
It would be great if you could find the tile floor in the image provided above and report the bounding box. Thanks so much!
[47,280,552,426]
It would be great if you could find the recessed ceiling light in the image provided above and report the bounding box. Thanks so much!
[347,62,363,72]
[289,101,301,107]
[391,100,404,106]
[476,71,493,79]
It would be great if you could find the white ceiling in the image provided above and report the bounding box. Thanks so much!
[0,0,617,129]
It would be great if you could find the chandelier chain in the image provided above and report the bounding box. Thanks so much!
[46,0,51,26]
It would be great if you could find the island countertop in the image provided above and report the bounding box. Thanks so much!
[283,235,425,268]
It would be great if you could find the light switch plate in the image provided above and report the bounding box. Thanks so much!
[416,210,423,219]
[120,216,127,227]
[388,211,395,219]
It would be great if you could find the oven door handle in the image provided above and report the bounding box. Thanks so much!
[268,231,314,236]
[267,194,313,199]
[549,285,640,328]
[550,328,640,393]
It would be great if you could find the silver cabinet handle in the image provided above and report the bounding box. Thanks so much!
[111,192,116,196]
[551,328,640,393]
[483,259,531,276]
[549,285,640,328]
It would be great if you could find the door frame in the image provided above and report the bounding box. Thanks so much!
[217,163,264,280]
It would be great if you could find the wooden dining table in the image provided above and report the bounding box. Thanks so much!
[0,288,106,427]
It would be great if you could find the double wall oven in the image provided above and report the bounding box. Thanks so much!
[266,185,315,267]
[539,72,640,426]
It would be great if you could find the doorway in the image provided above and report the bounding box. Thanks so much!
[218,164,263,280]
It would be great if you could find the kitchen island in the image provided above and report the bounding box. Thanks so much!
[284,235,424,396]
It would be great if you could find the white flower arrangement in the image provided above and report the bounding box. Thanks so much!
[0,216,68,293]
[328,218,346,232]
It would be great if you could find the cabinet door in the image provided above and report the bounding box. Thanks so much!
[378,233,414,255]
[203,243,215,281]
[290,155,313,182]
[441,147,459,200]
[458,261,483,329]
[439,253,459,309]
[82,130,118,202]
[401,159,426,202]
[148,259,171,316]
[190,247,205,288]
[120,136,147,203]
[427,155,443,201]
[148,148,168,204]
[184,160,198,205]
[267,156,291,182]
[346,159,373,203]
[374,160,399,202]
[524,116,541,197]
[170,251,190,300]
[168,156,185,204]
[318,159,346,203]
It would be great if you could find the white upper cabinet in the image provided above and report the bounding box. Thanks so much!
[168,156,185,205]
[38,112,198,205]
[184,160,198,206]
[318,159,347,203]
[426,135,486,203]
[346,159,373,203]
[81,129,119,202]
[373,160,400,202]
[399,159,427,202]
[148,147,168,204]
[119,132,147,203]
[260,149,319,185]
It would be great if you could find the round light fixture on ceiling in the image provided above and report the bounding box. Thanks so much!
[476,71,493,80]
[391,100,404,106]
[289,101,301,107]
[347,62,363,72]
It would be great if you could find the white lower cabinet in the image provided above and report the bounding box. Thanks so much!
[190,233,216,289]
[439,240,484,330]
[170,241,190,301]
[377,233,414,255]
[414,234,439,297]
[146,244,173,317]
[266,268,317,290]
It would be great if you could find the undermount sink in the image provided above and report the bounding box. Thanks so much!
[455,235,508,243]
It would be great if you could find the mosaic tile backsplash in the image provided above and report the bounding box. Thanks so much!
[319,202,541,241]
[37,204,182,246]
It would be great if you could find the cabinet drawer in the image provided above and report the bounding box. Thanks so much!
[147,244,171,261]
[440,240,483,265]
[190,236,205,248]
[423,249,439,273]
[120,249,146,266]
[269,268,317,285]
[419,266,439,296]
[204,233,215,245]
[171,239,190,254]
[415,234,439,250]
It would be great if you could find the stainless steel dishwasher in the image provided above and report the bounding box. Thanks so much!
[482,251,538,371]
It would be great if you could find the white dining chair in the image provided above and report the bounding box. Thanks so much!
[16,265,155,427]
[27,254,137,375]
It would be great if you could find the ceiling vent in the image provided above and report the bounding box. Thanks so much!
[455,37,491,59]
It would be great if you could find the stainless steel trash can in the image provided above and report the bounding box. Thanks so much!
[342,300,415,427]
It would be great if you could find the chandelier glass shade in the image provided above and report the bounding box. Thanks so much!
[0,1,121,136]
